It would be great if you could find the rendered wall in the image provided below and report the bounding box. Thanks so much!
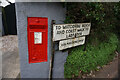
[15,2,67,78]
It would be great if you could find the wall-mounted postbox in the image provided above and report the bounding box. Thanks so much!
[27,17,48,63]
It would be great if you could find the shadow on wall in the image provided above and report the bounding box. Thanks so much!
[2,3,17,35]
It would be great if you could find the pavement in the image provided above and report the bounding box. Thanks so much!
[81,52,119,79]
[0,35,20,79]
[92,53,119,78]
[2,48,20,78]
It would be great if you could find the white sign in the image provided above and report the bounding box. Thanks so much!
[53,23,91,41]
[34,32,42,44]
[59,36,85,50]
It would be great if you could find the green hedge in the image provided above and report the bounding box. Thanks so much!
[64,33,118,78]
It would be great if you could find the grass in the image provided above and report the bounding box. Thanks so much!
[64,33,119,78]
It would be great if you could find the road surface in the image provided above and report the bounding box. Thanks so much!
[2,48,20,78]
[0,35,20,78]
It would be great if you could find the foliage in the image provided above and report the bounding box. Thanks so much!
[114,2,120,53]
[114,2,120,38]
[64,33,118,78]
[64,3,119,42]
[64,2,120,78]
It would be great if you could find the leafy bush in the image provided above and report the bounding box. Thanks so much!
[114,2,120,52]
[64,33,118,78]
[64,2,120,78]
[64,3,119,42]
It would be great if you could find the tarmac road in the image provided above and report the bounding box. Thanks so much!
[2,48,20,78]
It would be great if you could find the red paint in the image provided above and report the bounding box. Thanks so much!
[27,17,48,63]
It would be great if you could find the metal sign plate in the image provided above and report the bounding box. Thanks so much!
[59,36,85,50]
[53,23,91,41]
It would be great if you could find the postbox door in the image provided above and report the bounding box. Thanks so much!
[27,17,48,63]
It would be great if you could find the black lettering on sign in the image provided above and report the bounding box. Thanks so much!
[75,41,76,43]
[78,40,83,42]
[77,28,84,32]
[63,25,66,29]
[73,29,77,33]
[66,29,77,33]
[61,43,66,46]
[76,24,81,28]
[61,30,65,34]
[57,30,65,34]
[56,26,61,30]
[66,33,75,38]
[82,24,90,27]
[72,25,75,28]
[69,42,72,44]
[66,29,72,33]
[75,33,82,37]
[57,31,61,34]
[67,42,70,45]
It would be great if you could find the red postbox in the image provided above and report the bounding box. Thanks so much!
[27,17,48,63]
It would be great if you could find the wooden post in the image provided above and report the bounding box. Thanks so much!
[83,35,88,51]
[49,20,55,80]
